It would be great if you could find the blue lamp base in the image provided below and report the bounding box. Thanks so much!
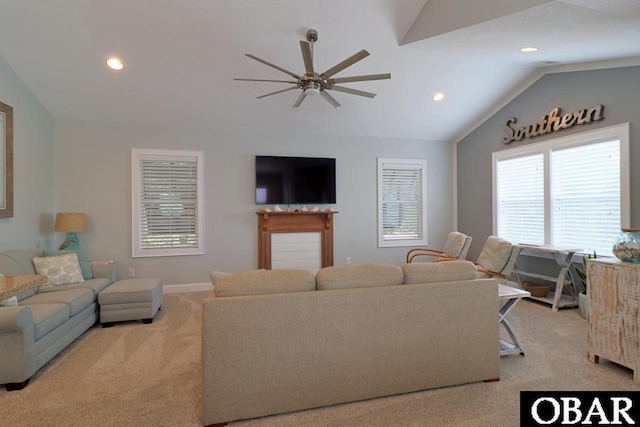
[59,232,80,250]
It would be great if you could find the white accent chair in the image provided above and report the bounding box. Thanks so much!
[406,231,472,263]
[474,236,520,285]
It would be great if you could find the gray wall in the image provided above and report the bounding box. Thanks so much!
[457,65,640,260]
[0,56,55,251]
[55,120,455,284]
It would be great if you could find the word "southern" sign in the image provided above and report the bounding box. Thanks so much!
[503,104,604,144]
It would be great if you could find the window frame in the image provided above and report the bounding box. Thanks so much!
[131,148,205,258]
[377,157,428,248]
[492,123,630,254]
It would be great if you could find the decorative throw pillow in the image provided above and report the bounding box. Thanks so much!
[32,253,85,287]
[44,249,94,280]
[0,295,18,307]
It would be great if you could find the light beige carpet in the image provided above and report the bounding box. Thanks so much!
[1,292,637,427]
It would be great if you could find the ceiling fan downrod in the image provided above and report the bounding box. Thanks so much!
[303,29,321,95]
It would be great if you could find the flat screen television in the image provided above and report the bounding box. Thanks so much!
[255,155,336,205]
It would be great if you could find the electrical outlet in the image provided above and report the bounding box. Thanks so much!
[128,268,135,278]
[346,257,351,265]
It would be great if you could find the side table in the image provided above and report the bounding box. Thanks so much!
[498,284,530,356]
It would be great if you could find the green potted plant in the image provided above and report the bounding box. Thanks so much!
[574,251,596,319]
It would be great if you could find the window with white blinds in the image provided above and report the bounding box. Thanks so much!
[496,153,545,245]
[377,158,427,247]
[493,123,629,256]
[132,149,204,257]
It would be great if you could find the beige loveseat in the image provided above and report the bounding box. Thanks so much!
[202,261,501,426]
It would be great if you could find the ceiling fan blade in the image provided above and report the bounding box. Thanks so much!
[328,73,391,84]
[328,85,376,98]
[256,86,299,99]
[234,78,298,84]
[320,90,341,108]
[245,54,301,79]
[299,41,314,75]
[292,92,307,108]
[320,50,370,79]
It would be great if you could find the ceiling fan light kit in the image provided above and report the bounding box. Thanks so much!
[234,29,390,108]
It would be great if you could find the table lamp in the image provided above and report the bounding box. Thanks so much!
[54,212,87,250]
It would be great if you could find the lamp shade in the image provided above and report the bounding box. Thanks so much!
[54,213,87,233]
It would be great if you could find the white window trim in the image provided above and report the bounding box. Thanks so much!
[377,157,428,248]
[492,123,630,252]
[132,148,205,258]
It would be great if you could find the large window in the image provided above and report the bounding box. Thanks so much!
[493,123,629,256]
[377,158,427,247]
[132,149,204,257]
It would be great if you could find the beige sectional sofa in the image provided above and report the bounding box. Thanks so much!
[202,261,501,426]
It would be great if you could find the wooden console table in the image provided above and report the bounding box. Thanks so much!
[512,244,581,311]
[0,275,46,300]
[257,211,337,270]
[587,258,640,382]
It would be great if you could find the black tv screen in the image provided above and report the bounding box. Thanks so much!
[255,156,336,205]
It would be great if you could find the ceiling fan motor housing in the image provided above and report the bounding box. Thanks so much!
[306,29,318,43]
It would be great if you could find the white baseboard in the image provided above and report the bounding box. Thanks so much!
[163,282,212,294]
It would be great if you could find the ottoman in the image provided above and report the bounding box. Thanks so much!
[99,278,163,327]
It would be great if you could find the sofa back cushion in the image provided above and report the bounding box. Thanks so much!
[316,264,404,290]
[0,249,43,276]
[214,269,315,297]
[402,260,477,284]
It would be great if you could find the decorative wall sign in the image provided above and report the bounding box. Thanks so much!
[503,104,604,144]
[0,101,13,218]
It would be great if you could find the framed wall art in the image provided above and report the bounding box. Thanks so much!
[0,100,13,218]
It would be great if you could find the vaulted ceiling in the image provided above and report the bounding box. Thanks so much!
[0,0,638,142]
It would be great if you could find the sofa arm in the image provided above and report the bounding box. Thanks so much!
[0,306,37,386]
[89,260,119,283]
[0,306,33,333]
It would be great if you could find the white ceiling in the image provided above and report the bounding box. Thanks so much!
[0,0,639,142]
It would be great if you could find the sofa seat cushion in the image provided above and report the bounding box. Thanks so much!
[21,303,70,340]
[37,278,112,298]
[21,288,94,316]
[316,264,404,290]
[402,260,477,285]
[214,269,315,297]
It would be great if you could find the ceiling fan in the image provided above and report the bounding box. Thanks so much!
[234,29,391,108]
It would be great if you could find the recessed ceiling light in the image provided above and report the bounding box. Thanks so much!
[520,47,539,52]
[106,57,124,71]
[432,92,445,101]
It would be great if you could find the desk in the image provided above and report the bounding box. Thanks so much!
[513,244,581,312]
[0,275,46,300]
[498,284,530,356]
